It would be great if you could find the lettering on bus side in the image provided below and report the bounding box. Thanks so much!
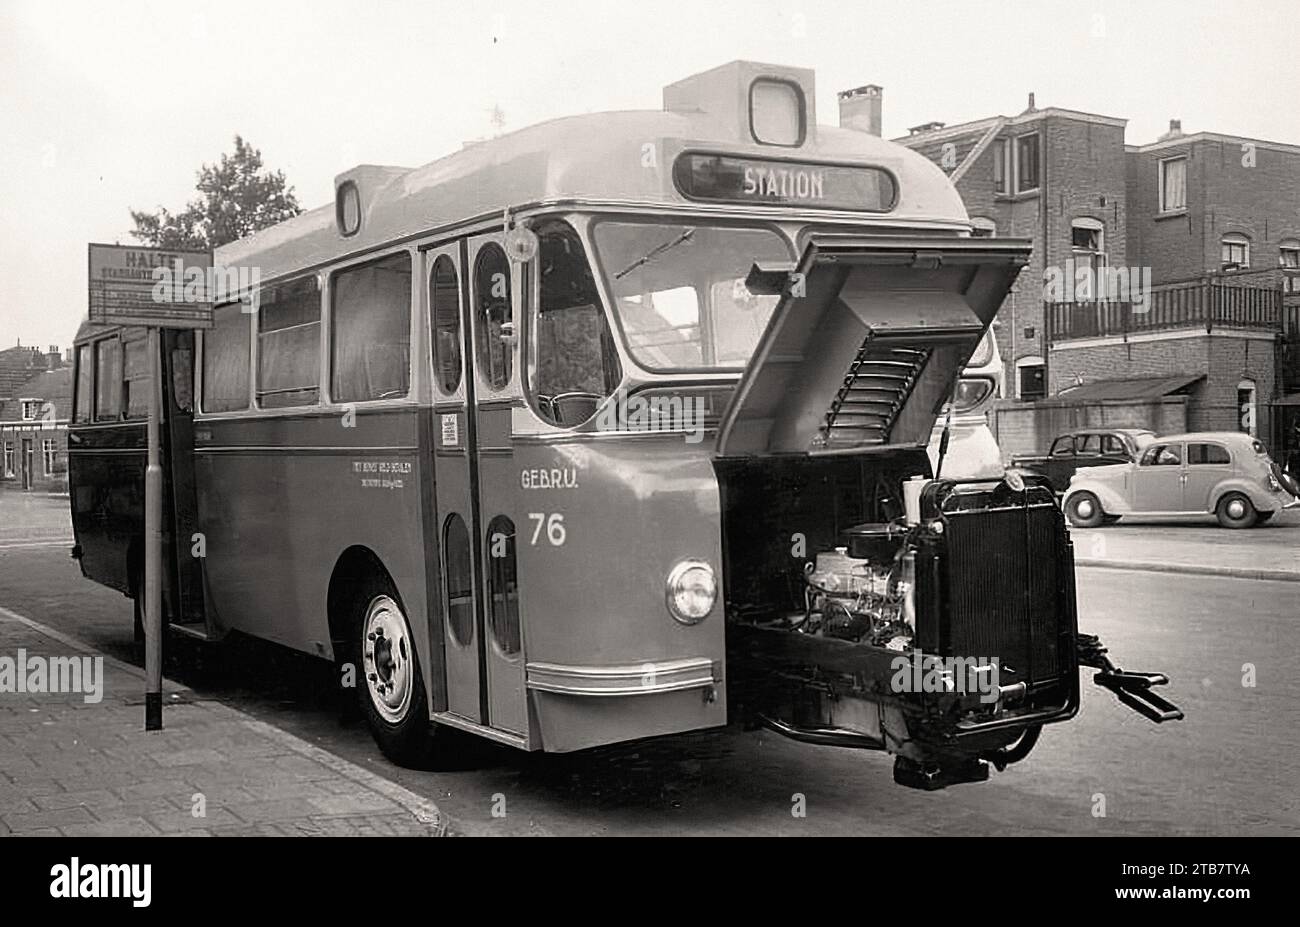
[351,458,413,491]
[520,467,579,490]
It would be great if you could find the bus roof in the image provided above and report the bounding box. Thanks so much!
[216,108,969,285]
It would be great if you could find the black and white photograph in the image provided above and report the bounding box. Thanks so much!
[0,0,1294,890]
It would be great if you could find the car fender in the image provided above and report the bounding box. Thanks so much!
[1210,478,1282,513]
[1064,476,1129,514]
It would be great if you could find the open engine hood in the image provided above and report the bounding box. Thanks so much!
[715,235,1030,457]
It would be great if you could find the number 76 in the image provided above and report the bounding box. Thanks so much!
[527,513,566,546]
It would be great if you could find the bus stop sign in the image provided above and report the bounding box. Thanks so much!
[88,243,215,329]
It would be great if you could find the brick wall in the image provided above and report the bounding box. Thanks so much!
[994,397,1187,458]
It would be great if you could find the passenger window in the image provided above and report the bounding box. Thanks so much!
[473,244,512,391]
[1188,443,1230,465]
[443,514,474,648]
[1076,434,1101,455]
[430,255,462,394]
[485,515,520,656]
[1142,444,1182,466]
[74,344,92,423]
[332,252,412,402]
[203,302,251,412]
[257,276,321,408]
[94,339,121,421]
[122,332,150,419]
[529,219,623,426]
[1050,436,1074,457]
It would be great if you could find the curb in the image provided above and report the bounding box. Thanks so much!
[1076,558,1300,583]
[0,604,449,836]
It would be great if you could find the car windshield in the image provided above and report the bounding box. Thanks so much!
[591,221,793,370]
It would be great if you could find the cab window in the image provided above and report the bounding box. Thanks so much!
[1188,442,1230,465]
[528,219,622,426]
[1142,443,1182,466]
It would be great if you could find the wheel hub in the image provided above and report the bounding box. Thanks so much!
[1227,499,1246,519]
[1077,499,1094,519]
[362,595,412,723]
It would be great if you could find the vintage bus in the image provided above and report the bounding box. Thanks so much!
[70,61,1178,789]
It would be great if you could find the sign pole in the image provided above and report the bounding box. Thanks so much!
[144,325,164,731]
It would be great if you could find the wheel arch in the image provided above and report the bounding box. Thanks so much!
[1064,480,1126,515]
[1210,479,1278,514]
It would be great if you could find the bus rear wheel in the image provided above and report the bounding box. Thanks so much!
[354,579,433,767]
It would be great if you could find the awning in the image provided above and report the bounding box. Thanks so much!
[1055,374,1204,404]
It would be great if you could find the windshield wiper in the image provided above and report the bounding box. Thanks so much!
[614,228,695,280]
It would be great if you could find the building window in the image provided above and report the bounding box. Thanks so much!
[1016,355,1046,400]
[1015,133,1040,193]
[41,439,56,475]
[1070,218,1106,297]
[331,252,412,403]
[993,139,1009,194]
[1280,239,1300,294]
[1158,157,1187,212]
[970,217,997,238]
[3,442,12,477]
[20,400,40,422]
[1221,233,1250,270]
[257,276,321,409]
[1237,379,1257,436]
[203,302,251,413]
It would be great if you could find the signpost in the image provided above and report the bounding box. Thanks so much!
[88,244,215,731]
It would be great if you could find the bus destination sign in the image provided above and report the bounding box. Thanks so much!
[672,153,897,212]
[87,243,216,329]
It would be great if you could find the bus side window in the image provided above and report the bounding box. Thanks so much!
[528,219,622,427]
[332,252,412,402]
[203,303,251,413]
[74,343,93,423]
[474,243,512,391]
[257,276,321,409]
[430,255,462,394]
[122,331,150,419]
[94,338,121,422]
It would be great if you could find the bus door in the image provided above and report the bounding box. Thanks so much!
[429,234,527,735]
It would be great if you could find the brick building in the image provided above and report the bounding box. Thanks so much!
[884,95,1300,456]
[0,347,72,493]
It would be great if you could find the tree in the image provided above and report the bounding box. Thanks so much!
[130,135,303,251]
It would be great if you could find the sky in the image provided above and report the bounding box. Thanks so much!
[2,0,1298,352]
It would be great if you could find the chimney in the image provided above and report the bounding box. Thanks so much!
[838,84,882,136]
[1159,118,1183,141]
[46,346,61,369]
[65,347,73,364]
[1025,92,1037,113]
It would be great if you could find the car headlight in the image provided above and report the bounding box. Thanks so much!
[665,560,716,625]
[953,377,995,413]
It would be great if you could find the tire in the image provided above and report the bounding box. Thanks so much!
[1215,492,1258,529]
[352,577,433,767]
[1065,491,1106,528]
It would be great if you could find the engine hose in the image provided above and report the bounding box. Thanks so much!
[983,724,1042,771]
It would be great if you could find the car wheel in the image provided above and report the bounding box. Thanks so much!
[1066,491,1106,528]
[1215,492,1258,529]
[354,578,433,767]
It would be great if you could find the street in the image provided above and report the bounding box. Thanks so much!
[1,492,1296,836]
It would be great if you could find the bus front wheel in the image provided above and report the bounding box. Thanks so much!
[354,579,433,767]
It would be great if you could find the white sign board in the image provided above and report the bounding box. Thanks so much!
[88,243,215,329]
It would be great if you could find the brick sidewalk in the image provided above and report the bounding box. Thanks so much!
[0,607,447,837]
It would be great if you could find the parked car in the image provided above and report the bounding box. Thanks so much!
[1010,428,1155,494]
[1063,431,1300,529]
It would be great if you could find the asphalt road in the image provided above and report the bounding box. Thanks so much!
[1,492,1297,835]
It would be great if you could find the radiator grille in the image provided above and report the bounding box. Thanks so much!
[940,502,1064,685]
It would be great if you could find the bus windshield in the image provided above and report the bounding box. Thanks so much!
[591,220,793,371]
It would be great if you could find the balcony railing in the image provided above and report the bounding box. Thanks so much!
[1046,280,1282,343]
